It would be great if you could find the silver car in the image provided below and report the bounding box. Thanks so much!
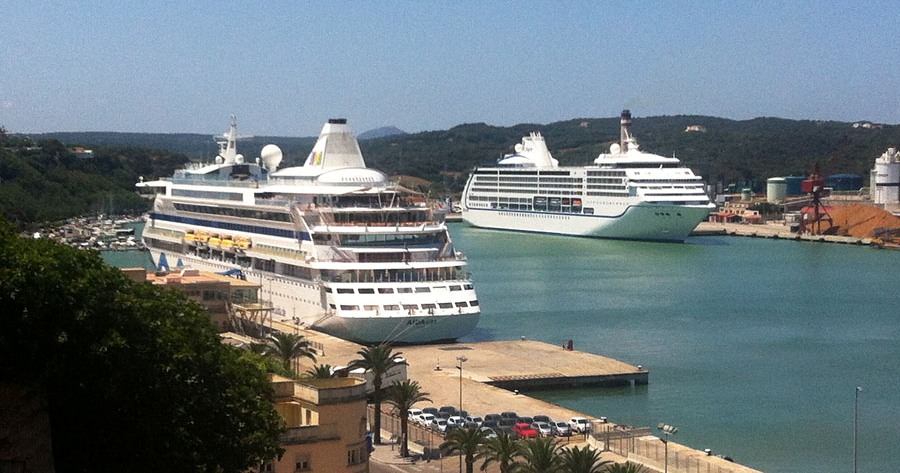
[551,421,572,437]
[531,421,553,437]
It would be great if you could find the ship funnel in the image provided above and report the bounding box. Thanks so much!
[620,109,632,152]
[303,118,366,169]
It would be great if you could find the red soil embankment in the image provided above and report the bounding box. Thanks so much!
[826,204,900,238]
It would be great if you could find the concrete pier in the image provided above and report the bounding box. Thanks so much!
[247,320,759,472]
[694,221,873,245]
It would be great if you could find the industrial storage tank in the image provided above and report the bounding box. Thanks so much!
[872,148,900,204]
[826,173,864,191]
[767,177,787,203]
[784,176,806,196]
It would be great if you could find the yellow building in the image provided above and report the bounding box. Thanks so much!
[265,375,370,473]
[121,267,263,331]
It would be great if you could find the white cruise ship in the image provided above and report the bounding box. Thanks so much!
[137,118,479,344]
[461,110,715,242]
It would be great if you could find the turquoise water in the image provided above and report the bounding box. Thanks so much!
[104,223,898,472]
[449,224,899,473]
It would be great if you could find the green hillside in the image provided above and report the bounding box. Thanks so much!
[6,115,899,228]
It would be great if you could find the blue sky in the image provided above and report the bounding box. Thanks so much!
[2,1,898,136]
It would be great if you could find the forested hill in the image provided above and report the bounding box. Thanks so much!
[35,115,900,191]
[6,115,898,227]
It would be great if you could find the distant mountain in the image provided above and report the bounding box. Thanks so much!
[358,126,407,140]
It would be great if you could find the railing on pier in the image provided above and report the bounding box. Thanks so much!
[591,424,747,473]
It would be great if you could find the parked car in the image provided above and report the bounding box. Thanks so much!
[465,416,484,427]
[430,418,449,434]
[551,421,572,437]
[532,414,551,423]
[498,418,517,428]
[439,405,458,415]
[447,415,464,428]
[408,408,424,423]
[482,419,499,429]
[517,416,534,425]
[499,411,518,420]
[463,421,480,430]
[479,426,498,439]
[569,417,591,433]
[531,421,553,437]
[416,413,436,427]
[484,413,502,423]
[496,425,519,439]
[437,411,452,420]
[512,422,539,439]
[422,407,439,416]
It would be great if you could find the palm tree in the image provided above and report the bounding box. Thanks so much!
[304,363,335,379]
[518,437,563,473]
[476,431,522,473]
[441,428,487,473]
[603,462,648,473]
[385,379,431,457]
[560,444,610,473]
[348,344,405,444]
[265,332,316,376]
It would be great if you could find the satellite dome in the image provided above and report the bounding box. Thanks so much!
[260,144,283,171]
[234,153,244,164]
[610,143,621,154]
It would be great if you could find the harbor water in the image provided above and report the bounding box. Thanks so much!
[450,223,899,473]
[103,222,898,472]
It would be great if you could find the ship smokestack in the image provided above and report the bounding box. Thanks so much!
[620,109,632,151]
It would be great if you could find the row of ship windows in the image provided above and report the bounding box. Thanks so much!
[172,189,244,201]
[472,185,581,194]
[630,179,701,184]
[325,283,474,294]
[492,204,593,213]
[173,203,292,222]
[474,177,581,184]
[586,171,628,176]
[151,213,306,240]
[330,300,479,311]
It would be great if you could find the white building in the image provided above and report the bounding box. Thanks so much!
[870,148,900,209]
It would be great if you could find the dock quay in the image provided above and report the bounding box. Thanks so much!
[693,221,873,245]
[254,318,759,472]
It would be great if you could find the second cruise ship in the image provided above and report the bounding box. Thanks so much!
[461,110,715,242]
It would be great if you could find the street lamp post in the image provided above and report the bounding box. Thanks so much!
[456,356,467,473]
[854,386,862,473]
[657,423,678,473]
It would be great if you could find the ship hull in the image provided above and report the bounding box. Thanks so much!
[463,204,713,242]
[148,250,480,344]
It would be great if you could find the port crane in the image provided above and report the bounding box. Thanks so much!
[798,164,833,234]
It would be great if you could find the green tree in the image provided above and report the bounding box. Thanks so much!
[603,462,648,473]
[304,363,336,379]
[518,437,563,473]
[265,331,317,377]
[0,220,284,472]
[348,344,405,444]
[560,444,610,473]
[441,428,488,473]
[385,379,431,457]
[476,431,522,473]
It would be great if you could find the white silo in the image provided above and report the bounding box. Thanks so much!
[872,148,900,205]
[767,177,787,203]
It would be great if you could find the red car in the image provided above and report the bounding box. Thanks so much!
[512,422,539,439]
